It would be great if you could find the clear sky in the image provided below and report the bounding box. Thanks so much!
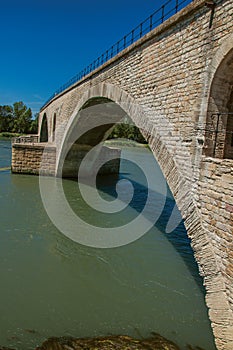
[0,0,168,115]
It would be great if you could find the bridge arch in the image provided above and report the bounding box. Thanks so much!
[52,113,56,142]
[205,32,233,159]
[56,82,194,195]
[56,82,219,288]
[40,113,49,142]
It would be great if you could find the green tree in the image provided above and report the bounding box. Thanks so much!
[0,105,13,132]
[12,101,32,133]
[29,113,39,134]
[108,122,147,144]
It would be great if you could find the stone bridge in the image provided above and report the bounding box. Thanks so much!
[12,0,233,348]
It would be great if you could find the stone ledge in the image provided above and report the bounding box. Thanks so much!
[12,143,56,152]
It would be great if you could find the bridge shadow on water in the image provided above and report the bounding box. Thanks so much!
[71,163,205,296]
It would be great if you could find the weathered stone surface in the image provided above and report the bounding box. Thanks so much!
[11,144,121,178]
[11,144,56,176]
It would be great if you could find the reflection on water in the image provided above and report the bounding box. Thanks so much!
[0,140,216,349]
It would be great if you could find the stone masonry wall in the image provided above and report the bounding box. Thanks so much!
[198,158,233,349]
[12,144,56,176]
[62,145,121,178]
[12,144,121,178]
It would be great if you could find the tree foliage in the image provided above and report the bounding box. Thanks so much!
[0,105,13,132]
[0,102,38,134]
[108,121,147,144]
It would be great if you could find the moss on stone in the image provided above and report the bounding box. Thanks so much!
[35,334,180,350]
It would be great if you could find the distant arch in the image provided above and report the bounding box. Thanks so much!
[40,113,48,142]
[52,113,56,142]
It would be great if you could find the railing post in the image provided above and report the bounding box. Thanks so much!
[123,36,127,49]
[161,5,165,23]
[131,29,135,44]
[140,23,143,38]
[149,15,153,31]
[110,46,114,58]
[175,0,179,13]
[213,113,220,158]
[116,41,120,54]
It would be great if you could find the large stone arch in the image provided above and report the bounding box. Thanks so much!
[56,82,208,239]
[55,83,229,346]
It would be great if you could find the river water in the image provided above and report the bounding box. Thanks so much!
[0,139,216,350]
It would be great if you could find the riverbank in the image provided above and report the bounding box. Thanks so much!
[2,134,148,146]
[0,132,22,139]
[35,334,180,350]
[0,334,204,350]
[105,138,149,148]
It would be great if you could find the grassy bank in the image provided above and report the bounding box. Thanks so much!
[0,132,22,138]
[105,138,150,149]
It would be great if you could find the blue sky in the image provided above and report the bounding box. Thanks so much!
[0,0,171,115]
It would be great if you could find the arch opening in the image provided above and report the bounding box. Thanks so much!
[59,98,127,178]
[57,96,201,264]
[40,113,48,143]
[52,113,56,142]
[205,48,233,159]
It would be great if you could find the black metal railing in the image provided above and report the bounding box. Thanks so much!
[41,0,193,110]
[12,135,39,145]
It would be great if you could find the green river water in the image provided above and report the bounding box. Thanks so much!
[0,139,216,349]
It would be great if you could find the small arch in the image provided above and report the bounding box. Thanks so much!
[204,34,233,159]
[52,113,56,142]
[40,113,48,142]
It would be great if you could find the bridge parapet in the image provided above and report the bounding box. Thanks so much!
[41,0,194,109]
[12,134,39,145]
